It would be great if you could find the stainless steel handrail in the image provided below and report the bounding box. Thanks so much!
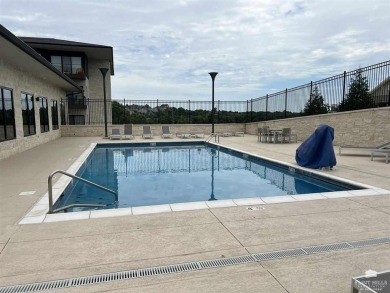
[48,170,118,214]
[206,133,220,143]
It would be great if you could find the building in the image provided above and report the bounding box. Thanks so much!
[20,35,114,125]
[0,25,114,159]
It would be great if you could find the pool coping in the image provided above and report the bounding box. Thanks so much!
[19,141,390,224]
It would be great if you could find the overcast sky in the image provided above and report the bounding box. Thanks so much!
[1,0,389,101]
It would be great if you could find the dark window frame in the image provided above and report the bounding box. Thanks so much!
[21,92,36,137]
[50,52,87,76]
[51,99,59,130]
[60,99,66,125]
[0,86,16,142]
[69,115,85,125]
[39,97,49,133]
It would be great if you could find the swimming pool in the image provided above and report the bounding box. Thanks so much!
[54,142,362,212]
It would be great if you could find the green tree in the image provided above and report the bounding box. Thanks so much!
[303,86,328,115]
[112,101,131,124]
[339,68,373,111]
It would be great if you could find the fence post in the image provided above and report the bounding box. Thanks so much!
[387,85,390,106]
[250,99,253,122]
[265,94,268,121]
[217,100,220,123]
[309,81,313,115]
[156,99,159,124]
[123,99,125,123]
[342,71,346,111]
[188,100,191,124]
[284,88,288,118]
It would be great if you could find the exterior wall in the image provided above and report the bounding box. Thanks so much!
[0,59,65,159]
[61,123,245,137]
[245,107,390,147]
[87,60,112,124]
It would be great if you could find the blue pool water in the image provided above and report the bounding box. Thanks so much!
[55,143,359,212]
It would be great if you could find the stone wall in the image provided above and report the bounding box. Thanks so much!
[245,107,390,146]
[0,59,66,159]
[61,123,245,137]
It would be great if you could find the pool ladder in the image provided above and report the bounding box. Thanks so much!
[48,170,118,214]
[206,133,220,143]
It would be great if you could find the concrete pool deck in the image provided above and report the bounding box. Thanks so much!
[0,135,389,292]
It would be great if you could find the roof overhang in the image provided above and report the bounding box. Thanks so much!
[19,37,114,75]
[0,26,82,92]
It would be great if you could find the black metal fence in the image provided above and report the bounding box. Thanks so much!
[61,61,389,125]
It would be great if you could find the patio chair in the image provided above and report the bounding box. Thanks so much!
[110,128,121,140]
[161,126,173,138]
[122,124,134,140]
[261,126,271,142]
[257,128,264,142]
[339,141,390,155]
[142,125,153,139]
[278,128,292,143]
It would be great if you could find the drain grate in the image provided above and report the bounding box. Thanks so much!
[302,242,353,254]
[199,255,255,269]
[0,236,389,293]
[252,248,307,261]
[348,236,390,248]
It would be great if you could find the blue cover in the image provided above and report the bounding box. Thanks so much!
[295,124,337,169]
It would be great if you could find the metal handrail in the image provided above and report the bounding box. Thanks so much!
[48,170,118,214]
[206,133,220,143]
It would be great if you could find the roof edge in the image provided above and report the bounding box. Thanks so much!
[0,25,83,92]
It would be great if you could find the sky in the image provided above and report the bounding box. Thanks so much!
[0,0,389,101]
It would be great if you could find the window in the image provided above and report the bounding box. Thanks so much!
[51,99,59,130]
[69,115,85,125]
[71,57,82,74]
[0,87,16,142]
[50,55,83,74]
[60,100,66,125]
[39,97,49,133]
[21,93,36,136]
[51,56,62,71]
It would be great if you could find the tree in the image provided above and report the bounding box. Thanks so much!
[111,101,131,124]
[303,86,328,115]
[339,68,373,111]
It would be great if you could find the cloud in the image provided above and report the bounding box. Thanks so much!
[1,0,389,100]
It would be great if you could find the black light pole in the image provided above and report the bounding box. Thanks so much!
[208,72,218,134]
[99,68,109,138]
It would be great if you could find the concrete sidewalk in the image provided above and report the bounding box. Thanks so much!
[0,136,389,292]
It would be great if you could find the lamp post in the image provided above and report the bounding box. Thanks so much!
[208,72,218,134]
[99,68,109,138]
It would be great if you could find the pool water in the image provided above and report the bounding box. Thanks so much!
[55,143,356,211]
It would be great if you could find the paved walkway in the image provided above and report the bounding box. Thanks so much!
[0,136,389,292]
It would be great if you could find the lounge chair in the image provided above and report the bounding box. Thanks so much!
[110,128,121,140]
[122,124,134,140]
[161,126,173,138]
[233,131,244,137]
[371,149,390,164]
[177,132,191,139]
[339,141,390,155]
[142,125,153,139]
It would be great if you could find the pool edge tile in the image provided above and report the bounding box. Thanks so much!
[44,211,91,223]
[132,205,171,215]
[206,199,237,208]
[170,202,209,211]
[90,208,133,218]
[261,195,297,204]
[19,215,46,225]
[292,193,327,201]
[233,198,266,206]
